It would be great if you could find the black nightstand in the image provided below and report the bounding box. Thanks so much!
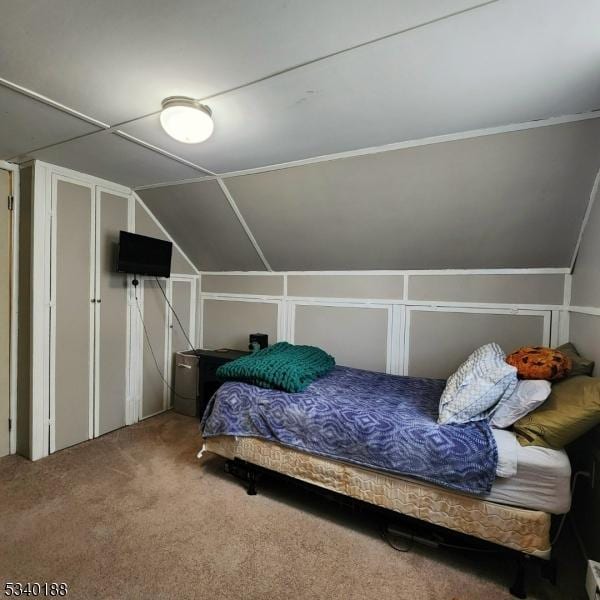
[196,349,249,419]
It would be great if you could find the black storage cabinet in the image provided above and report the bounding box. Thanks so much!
[173,349,249,418]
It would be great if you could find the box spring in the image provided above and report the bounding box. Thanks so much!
[204,435,551,558]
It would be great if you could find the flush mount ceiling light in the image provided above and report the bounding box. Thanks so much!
[159,96,214,144]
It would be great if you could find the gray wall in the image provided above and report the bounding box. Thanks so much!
[294,304,388,372]
[572,191,600,309]
[288,275,403,299]
[203,274,283,296]
[408,274,564,305]
[570,182,600,372]
[408,310,545,378]
[567,178,600,563]
[568,313,600,377]
[203,300,278,351]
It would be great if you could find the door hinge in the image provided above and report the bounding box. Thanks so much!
[7,195,14,211]
[8,418,12,432]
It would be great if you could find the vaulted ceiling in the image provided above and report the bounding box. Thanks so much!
[2,1,600,270]
[138,119,600,271]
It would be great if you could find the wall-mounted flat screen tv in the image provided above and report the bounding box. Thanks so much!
[116,231,172,278]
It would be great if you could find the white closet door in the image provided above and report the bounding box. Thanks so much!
[168,278,196,408]
[51,177,95,452]
[140,279,169,418]
[95,190,130,436]
[0,169,10,457]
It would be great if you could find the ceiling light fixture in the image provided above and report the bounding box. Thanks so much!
[159,96,214,144]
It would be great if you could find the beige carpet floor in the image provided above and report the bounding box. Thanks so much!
[0,412,582,599]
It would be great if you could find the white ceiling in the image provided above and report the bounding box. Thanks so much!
[1,0,483,124]
[2,0,600,183]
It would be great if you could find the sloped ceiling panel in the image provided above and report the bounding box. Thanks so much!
[101,0,600,173]
[225,120,600,270]
[134,204,196,275]
[138,181,265,271]
[0,86,100,160]
[26,132,204,187]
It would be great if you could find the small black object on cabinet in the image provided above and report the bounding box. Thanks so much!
[248,333,268,352]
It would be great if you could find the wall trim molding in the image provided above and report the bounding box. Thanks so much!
[198,268,570,276]
[201,290,556,377]
[200,269,561,376]
[200,291,566,312]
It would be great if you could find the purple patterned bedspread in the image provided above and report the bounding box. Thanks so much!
[202,366,498,495]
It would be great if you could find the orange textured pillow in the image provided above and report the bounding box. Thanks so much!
[506,346,572,381]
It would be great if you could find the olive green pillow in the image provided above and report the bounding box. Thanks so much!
[514,375,600,449]
[556,342,594,377]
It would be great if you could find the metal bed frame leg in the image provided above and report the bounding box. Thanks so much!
[541,555,557,586]
[224,459,258,495]
[247,468,258,496]
[509,554,528,599]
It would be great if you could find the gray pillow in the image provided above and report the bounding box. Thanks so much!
[490,379,551,429]
[556,342,594,377]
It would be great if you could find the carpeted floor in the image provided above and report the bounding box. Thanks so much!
[0,412,583,599]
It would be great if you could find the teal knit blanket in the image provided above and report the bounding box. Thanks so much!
[216,342,335,393]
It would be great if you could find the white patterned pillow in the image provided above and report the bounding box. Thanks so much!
[489,379,551,429]
[438,343,518,425]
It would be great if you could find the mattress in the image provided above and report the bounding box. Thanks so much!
[203,435,552,558]
[489,429,571,514]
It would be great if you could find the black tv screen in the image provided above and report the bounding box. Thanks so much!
[117,231,172,278]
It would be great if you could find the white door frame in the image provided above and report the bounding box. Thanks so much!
[0,161,19,455]
[136,276,171,419]
[135,275,198,418]
[167,275,197,409]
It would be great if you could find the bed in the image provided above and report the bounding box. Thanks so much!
[200,365,571,594]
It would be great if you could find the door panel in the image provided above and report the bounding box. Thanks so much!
[169,280,194,407]
[141,280,167,418]
[53,179,94,451]
[96,191,129,435]
[0,170,10,457]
